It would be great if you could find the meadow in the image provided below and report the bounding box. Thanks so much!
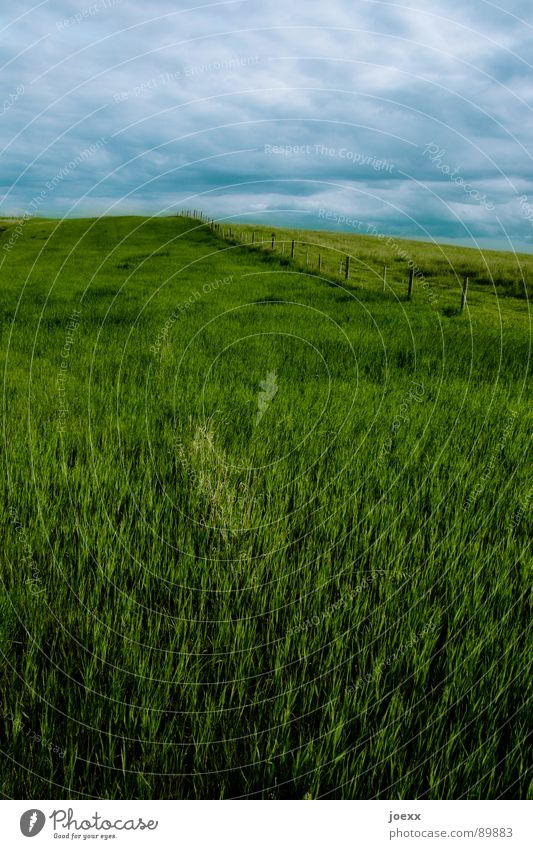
[1,214,531,799]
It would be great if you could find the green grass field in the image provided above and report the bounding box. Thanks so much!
[1,214,531,799]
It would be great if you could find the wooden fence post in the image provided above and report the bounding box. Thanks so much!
[461,276,469,311]
[271,234,275,249]
[345,255,350,280]
[252,231,255,245]
[318,254,322,272]
[306,251,309,267]
[407,268,414,300]
[383,265,387,291]
[291,240,295,258]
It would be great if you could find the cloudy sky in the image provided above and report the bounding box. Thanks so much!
[2,0,533,250]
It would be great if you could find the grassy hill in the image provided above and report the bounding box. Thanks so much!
[1,215,531,799]
[216,217,533,301]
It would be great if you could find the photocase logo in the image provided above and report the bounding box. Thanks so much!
[20,810,46,837]
[255,370,278,425]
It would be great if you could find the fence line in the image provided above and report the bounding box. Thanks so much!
[178,210,470,309]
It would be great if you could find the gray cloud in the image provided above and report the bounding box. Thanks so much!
[1,0,533,250]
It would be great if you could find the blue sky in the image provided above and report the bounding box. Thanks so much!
[2,0,533,251]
